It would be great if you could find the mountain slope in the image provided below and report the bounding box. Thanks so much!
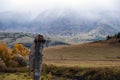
[0,10,120,43]
[89,23,118,36]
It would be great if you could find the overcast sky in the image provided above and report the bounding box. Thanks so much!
[0,0,120,16]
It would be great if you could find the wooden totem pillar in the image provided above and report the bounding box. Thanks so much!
[28,35,45,80]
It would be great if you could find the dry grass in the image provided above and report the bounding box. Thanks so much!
[43,40,120,67]
[43,60,120,68]
[0,73,32,80]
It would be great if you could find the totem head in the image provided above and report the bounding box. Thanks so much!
[34,34,45,43]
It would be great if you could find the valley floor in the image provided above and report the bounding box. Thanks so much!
[43,39,120,68]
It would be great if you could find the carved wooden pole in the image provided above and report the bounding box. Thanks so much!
[34,35,45,80]
[28,35,45,80]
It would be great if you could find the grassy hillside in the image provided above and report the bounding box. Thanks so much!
[43,39,120,67]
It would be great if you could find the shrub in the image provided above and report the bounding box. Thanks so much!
[8,60,19,68]
[0,42,13,67]
[12,43,29,56]
[13,54,27,67]
[0,62,6,69]
[42,64,120,80]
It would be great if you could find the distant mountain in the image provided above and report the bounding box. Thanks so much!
[0,10,120,43]
[89,23,118,36]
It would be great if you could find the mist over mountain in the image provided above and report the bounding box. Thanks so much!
[0,9,120,43]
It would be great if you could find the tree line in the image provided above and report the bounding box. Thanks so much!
[107,32,120,40]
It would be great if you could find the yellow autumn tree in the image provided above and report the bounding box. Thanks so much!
[0,41,13,66]
[12,43,29,56]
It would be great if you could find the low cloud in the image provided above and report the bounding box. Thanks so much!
[0,0,120,18]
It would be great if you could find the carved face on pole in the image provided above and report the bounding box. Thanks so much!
[34,34,45,43]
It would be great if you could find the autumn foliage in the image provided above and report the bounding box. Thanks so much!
[12,43,29,56]
[0,42,13,66]
[0,42,29,67]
